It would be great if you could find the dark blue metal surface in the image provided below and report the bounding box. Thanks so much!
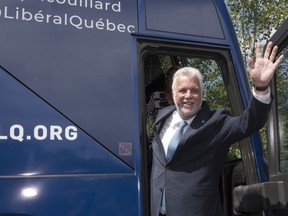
[0,0,138,166]
[0,67,134,176]
[0,176,138,215]
[0,1,140,214]
[144,0,224,39]
[0,0,267,215]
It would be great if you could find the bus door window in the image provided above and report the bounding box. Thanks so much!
[275,46,288,173]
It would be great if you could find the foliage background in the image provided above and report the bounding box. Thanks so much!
[224,0,288,159]
[225,0,288,63]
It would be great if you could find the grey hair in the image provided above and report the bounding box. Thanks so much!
[172,67,204,98]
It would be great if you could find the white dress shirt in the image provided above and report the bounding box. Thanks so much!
[159,111,195,156]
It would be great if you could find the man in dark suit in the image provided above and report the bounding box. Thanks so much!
[150,42,285,216]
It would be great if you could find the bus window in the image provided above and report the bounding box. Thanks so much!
[233,21,288,215]
[275,46,288,173]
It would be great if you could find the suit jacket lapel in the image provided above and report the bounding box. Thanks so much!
[153,106,176,159]
[153,105,175,133]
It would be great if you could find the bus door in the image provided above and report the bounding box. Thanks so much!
[266,18,288,216]
[233,18,288,216]
[137,38,259,216]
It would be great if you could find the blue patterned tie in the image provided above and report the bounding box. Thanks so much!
[161,120,187,214]
[166,120,187,160]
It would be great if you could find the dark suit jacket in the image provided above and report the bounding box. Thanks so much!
[150,96,272,216]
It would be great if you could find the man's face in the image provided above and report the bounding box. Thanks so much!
[173,75,202,120]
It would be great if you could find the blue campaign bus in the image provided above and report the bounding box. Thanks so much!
[0,0,287,215]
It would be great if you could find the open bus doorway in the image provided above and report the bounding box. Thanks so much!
[139,39,254,216]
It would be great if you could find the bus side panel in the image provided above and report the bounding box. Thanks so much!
[0,1,139,215]
[0,0,138,166]
[0,176,138,215]
[0,67,134,176]
[0,58,139,216]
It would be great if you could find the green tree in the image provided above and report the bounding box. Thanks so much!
[225,0,288,159]
[225,0,288,63]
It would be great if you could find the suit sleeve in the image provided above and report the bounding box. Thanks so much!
[217,95,272,146]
